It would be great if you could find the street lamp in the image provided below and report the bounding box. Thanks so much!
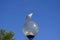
[23,13,39,40]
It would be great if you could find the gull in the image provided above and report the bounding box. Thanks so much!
[26,13,33,20]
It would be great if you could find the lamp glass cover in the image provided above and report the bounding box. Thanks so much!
[23,21,38,36]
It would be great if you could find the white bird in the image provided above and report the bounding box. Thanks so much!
[26,13,33,20]
[28,13,33,18]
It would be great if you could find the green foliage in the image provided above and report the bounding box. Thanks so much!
[0,29,14,40]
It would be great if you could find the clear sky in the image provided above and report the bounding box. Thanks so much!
[0,0,60,40]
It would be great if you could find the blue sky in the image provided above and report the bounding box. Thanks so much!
[0,0,60,40]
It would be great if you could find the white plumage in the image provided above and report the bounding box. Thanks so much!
[28,13,33,18]
[26,13,33,20]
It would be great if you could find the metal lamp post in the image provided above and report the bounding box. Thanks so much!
[23,13,39,40]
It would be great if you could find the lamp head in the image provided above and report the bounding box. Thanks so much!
[23,13,39,40]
